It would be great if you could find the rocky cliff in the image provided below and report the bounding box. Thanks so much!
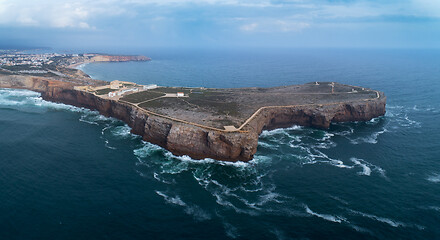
[90,55,151,62]
[0,75,386,162]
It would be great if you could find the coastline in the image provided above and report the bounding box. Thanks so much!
[0,73,386,162]
[68,61,90,70]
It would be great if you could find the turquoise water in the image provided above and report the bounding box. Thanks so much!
[1,49,440,239]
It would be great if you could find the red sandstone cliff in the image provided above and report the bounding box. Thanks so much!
[0,75,386,162]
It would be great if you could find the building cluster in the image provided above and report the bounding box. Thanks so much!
[107,81,158,98]
[74,80,159,99]
[0,53,67,67]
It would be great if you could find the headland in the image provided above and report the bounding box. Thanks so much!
[0,51,386,162]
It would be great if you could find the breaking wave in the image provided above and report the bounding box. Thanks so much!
[426,173,440,183]
[0,88,139,152]
[0,88,83,112]
[348,128,388,145]
[348,209,407,228]
[3,88,432,237]
[304,205,346,223]
[155,190,211,221]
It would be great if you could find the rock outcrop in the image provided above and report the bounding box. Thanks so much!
[0,75,386,162]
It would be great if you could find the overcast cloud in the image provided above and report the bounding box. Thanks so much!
[0,0,439,49]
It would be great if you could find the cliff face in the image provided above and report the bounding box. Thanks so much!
[0,75,386,162]
[247,97,386,134]
[42,87,258,162]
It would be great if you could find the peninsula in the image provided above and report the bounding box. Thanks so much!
[0,51,386,162]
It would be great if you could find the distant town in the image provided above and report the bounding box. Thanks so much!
[1,51,98,71]
[0,50,149,81]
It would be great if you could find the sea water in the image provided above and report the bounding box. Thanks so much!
[1,48,440,239]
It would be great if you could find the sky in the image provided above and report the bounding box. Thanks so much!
[0,0,439,50]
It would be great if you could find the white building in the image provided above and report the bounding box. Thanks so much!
[117,87,139,96]
[108,91,117,97]
[143,84,158,90]
[177,92,184,97]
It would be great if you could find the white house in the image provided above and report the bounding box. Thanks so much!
[108,91,117,97]
[177,92,184,97]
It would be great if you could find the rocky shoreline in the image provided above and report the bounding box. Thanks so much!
[0,74,386,162]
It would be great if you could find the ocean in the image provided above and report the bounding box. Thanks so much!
[1,48,440,239]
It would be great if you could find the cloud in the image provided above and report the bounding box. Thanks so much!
[276,20,310,32]
[240,23,258,31]
[0,0,127,29]
[238,18,310,33]
[0,0,439,48]
[411,0,440,17]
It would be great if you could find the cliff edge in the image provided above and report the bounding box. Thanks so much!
[0,75,386,162]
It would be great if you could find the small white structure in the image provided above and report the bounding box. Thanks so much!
[177,92,184,97]
[117,87,139,96]
[108,91,117,97]
[143,84,158,90]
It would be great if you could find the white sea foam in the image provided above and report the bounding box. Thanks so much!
[74,62,89,70]
[386,105,422,129]
[328,195,349,205]
[133,141,163,159]
[350,224,373,235]
[334,126,355,137]
[250,155,272,164]
[351,157,387,178]
[259,125,302,138]
[425,206,440,212]
[304,205,346,223]
[104,139,116,150]
[351,158,372,176]
[426,173,440,183]
[321,132,334,141]
[349,210,406,228]
[219,218,239,239]
[110,125,137,138]
[162,150,251,168]
[257,141,279,150]
[271,228,288,240]
[349,128,387,145]
[155,190,212,221]
[184,205,211,221]
[0,88,86,113]
[153,172,175,184]
[79,114,100,125]
[155,191,186,206]
[304,148,353,169]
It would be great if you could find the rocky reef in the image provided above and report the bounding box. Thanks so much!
[0,75,386,162]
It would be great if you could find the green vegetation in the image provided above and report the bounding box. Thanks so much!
[139,97,183,109]
[120,91,165,103]
[95,88,114,95]
[2,65,35,71]
[187,98,239,116]
[187,91,240,116]
[0,69,14,75]
[137,90,240,117]
[154,87,193,94]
